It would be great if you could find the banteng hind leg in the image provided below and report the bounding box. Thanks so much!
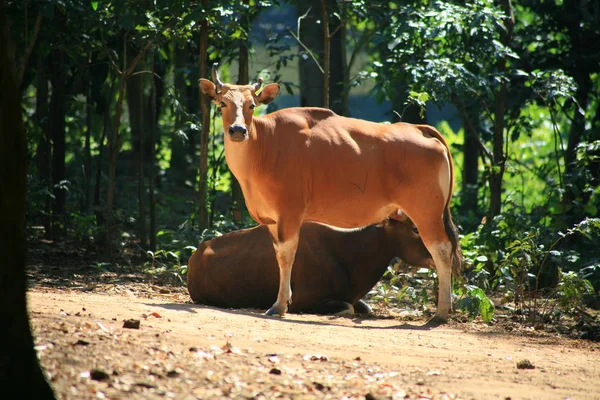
[311,299,355,315]
[402,210,453,324]
[353,299,373,314]
[307,299,372,315]
[425,241,453,324]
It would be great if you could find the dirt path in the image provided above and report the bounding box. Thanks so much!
[29,288,599,400]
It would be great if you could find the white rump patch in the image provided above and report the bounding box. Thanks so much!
[438,152,451,203]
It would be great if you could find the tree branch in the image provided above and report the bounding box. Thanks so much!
[287,6,324,74]
[17,13,42,88]
[453,96,494,163]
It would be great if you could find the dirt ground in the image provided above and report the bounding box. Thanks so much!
[28,284,600,400]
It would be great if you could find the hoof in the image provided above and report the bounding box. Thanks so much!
[332,304,355,316]
[426,314,448,327]
[265,306,286,317]
[353,300,373,315]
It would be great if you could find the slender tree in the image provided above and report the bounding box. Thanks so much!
[48,8,67,237]
[231,0,250,224]
[197,0,210,230]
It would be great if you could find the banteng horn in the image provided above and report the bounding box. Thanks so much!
[253,77,263,92]
[211,63,224,92]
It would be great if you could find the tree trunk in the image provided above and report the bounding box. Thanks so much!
[488,0,514,220]
[34,50,51,234]
[137,107,147,250]
[170,46,189,184]
[320,0,330,109]
[298,0,324,107]
[133,65,148,249]
[329,0,347,116]
[149,56,158,252]
[124,52,148,248]
[102,34,151,257]
[462,108,480,215]
[197,0,210,230]
[94,105,110,226]
[126,48,146,159]
[83,77,93,213]
[0,2,55,395]
[185,42,199,162]
[104,74,127,258]
[564,77,590,172]
[588,100,600,183]
[49,8,67,238]
[232,4,249,224]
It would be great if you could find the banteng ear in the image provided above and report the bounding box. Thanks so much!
[257,83,280,105]
[199,79,219,103]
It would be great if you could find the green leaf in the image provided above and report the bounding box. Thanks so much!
[479,297,495,323]
[91,1,98,11]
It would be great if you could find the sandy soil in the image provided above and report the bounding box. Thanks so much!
[28,286,600,400]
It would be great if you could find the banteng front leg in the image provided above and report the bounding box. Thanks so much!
[265,220,301,316]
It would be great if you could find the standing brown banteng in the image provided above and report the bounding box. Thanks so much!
[187,216,433,315]
[199,65,461,323]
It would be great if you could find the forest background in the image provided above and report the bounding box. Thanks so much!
[7,0,600,323]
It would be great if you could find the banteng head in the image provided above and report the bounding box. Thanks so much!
[383,211,433,269]
[199,63,280,142]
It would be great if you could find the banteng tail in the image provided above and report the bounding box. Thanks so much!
[419,124,462,276]
[444,207,462,276]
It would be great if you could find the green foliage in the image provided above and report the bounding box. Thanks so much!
[461,215,600,323]
[454,283,495,323]
[556,270,594,313]
[369,264,436,312]
[372,0,512,104]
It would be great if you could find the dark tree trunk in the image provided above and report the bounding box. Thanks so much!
[126,48,146,158]
[564,77,590,173]
[94,106,110,226]
[298,0,324,108]
[137,112,147,250]
[197,0,210,230]
[184,42,198,161]
[49,8,67,238]
[34,51,51,234]
[298,0,345,112]
[589,100,600,183]
[0,2,55,396]
[232,4,249,224]
[125,52,148,248]
[170,47,189,184]
[461,108,480,215]
[83,78,93,213]
[329,3,348,116]
[149,56,158,252]
[320,0,330,109]
[488,0,514,220]
[102,35,151,257]
[132,64,148,249]
[104,74,127,258]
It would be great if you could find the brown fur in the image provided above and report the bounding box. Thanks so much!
[187,219,432,314]
[199,71,461,322]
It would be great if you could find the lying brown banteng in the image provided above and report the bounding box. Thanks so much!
[187,216,432,315]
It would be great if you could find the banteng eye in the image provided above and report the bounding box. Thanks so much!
[220,101,227,108]
[249,104,256,110]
